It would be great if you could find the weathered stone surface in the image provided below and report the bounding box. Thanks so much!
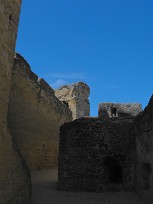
[98,103,142,118]
[55,82,90,119]
[58,116,136,192]
[134,95,153,204]
[58,93,153,204]
[0,1,31,203]
[8,53,72,171]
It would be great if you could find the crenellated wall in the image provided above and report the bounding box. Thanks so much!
[0,1,31,203]
[134,95,153,204]
[8,53,72,171]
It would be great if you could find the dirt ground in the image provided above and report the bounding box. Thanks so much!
[31,169,143,204]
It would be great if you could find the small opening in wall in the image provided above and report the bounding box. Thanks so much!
[62,101,69,108]
[9,14,13,21]
[104,157,123,184]
[111,107,117,117]
[108,164,122,183]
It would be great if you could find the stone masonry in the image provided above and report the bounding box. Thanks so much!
[8,53,72,171]
[58,97,153,204]
[55,82,90,120]
[99,103,142,118]
[0,1,31,204]
[1,2,152,204]
[134,95,153,204]
[58,117,136,192]
[58,104,142,192]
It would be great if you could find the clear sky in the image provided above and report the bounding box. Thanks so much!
[16,0,153,116]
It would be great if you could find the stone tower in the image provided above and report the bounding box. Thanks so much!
[55,82,90,119]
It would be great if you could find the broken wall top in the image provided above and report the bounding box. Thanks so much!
[13,53,72,118]
[55,81,90,100]
[98,102,142,118]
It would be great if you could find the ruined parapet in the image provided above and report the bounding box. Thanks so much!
[8,53,72,171]
[58,116,136,192]
[55,82,90,119]
[0,1,31,203]
[134,95,153,204]
[98,103,142,118]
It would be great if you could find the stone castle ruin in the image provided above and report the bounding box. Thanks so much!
[0,1,153,204]
[55,82,90,120]
[58,99,153,204]
[8,53,72,171]
[0,2,88,202]
[58,103,142,192]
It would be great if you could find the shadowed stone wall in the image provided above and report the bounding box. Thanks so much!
[58,95,153,204]
[8,53,72,171]
[0,1,31,203]
[55,82,90,119]
[58,116,136,192]
[134,95,153,204]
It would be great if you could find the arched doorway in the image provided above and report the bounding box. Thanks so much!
[104,157,123,184]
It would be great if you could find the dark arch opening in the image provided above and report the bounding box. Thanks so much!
[104,157,123,184]
[108,163,122,183]
[111,107,117,117]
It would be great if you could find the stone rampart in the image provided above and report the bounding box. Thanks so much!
[8,53,72,171]
[134,95,153,204]
[0,1,31,203]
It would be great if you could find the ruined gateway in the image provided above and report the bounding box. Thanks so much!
[0,1,153,204]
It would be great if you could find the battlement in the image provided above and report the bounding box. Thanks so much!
[14,53,55,96]
[98,102,142,118]
[8,53,72,171]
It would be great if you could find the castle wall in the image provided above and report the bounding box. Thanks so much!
[55,82,90,119]
[0,1,31,203]
[98,103,142,118]
[58,116,136,191]
[134,95,153,204]
[8,53,72,171]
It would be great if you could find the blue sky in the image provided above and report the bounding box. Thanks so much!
[16,0,153,116]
